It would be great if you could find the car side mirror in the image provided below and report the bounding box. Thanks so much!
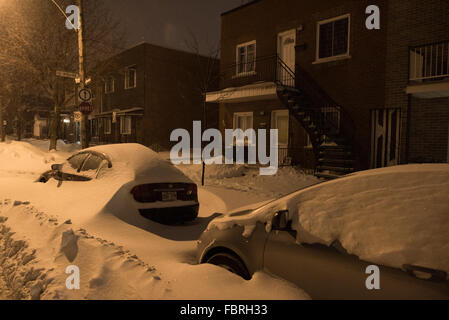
[51,163,62,171]
[272,210,291,231]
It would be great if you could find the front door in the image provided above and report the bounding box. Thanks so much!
[370,109,401,168]
[278,29,296,84]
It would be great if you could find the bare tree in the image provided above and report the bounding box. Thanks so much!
[183,32,221,186]
[0,0,124,150]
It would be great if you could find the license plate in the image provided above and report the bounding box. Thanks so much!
[162,191,177,202]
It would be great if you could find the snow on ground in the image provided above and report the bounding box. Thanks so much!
[160,152,320,199]
[210,164,449,277]
[0,140,311,300]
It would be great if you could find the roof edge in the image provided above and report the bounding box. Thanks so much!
[221,0,261,17]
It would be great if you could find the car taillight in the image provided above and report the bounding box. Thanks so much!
[131,185,157,203]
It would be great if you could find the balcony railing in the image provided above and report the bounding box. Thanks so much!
[219,55,295,89]
[410,41,449,82]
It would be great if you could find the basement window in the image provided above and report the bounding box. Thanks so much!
[315,14,351,63]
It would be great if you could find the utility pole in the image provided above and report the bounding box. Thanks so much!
[0,98,5,142]
[77,0,88,149]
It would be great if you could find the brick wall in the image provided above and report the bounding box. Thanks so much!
[385,0,449,164]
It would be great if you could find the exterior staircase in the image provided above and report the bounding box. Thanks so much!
[274,57,356,179]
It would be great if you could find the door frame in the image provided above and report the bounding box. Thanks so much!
[277,29,296,68]
[271,109,290,147]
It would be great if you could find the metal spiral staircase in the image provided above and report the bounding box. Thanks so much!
[274,56,356,179]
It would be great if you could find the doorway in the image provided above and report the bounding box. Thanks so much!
[277,29,296,85]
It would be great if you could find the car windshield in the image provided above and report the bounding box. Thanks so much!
[81,154,104,172]
[67,153,89,171]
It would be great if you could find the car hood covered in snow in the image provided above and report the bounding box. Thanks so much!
[208,164,449,276]
[85,144,194,185]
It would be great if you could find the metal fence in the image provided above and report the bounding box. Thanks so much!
[219,54,295,89]
[410,41,449,82]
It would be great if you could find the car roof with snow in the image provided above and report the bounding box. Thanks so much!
[81,143,193,184]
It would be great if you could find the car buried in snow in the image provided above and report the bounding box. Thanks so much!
[197,164,449,300]
[37,143,199,224]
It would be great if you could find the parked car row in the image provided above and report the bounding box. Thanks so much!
[37,144,449,299]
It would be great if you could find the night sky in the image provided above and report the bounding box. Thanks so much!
[108,0,245,55]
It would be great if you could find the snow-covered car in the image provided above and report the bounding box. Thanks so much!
[37,144,199,224]
[197,164,449,299]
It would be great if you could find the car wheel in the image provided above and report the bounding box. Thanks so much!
[206,252,251,280]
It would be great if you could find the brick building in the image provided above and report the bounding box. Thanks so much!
[91,43,219,150]
[206,0,449,178]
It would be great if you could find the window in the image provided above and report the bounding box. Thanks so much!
[104,118,111,135]
[316,14,350,62]
[125,66,137,89]
[236,41,256,74]
[120,116,132,135]
[105,77,115,94]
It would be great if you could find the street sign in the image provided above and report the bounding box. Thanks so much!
[79,102,93,115]
[56,70,78,79]
[78,87,92,102]
[74,111,82,123]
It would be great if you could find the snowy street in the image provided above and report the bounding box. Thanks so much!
[0,139,316,300]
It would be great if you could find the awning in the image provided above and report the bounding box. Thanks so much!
[91,107,144,119]
[206,82,278,103]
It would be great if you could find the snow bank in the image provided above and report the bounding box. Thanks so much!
[176,163,320,198]
[0,199,309,300]
[210,164,449,275]
[0,140,61,174]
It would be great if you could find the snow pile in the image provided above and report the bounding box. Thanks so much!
[0,140,63,174]
[176,163,320,198]
[210,164,449,275]
[0,199,309,300]
[26,139,81,154]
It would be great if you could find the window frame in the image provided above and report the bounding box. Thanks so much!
[314,14,351,64]
[104,76,115,94]
[236,40,257,76]
[120,116,132,135]
[124,66,137,89]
